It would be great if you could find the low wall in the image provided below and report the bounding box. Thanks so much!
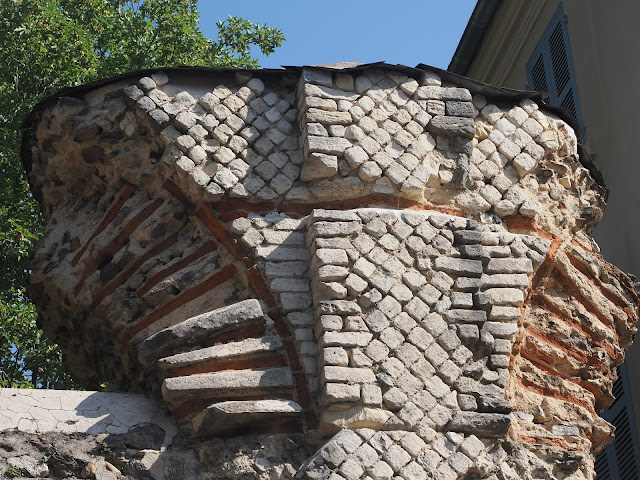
[0,388,314,479]
[0,388,176,441]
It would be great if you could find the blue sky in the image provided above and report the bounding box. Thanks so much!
[198,1,476,70]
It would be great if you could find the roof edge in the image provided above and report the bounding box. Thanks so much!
[21,61,602,191]
[448,0,502,76]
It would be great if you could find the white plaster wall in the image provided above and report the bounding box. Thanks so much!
[0,389,177,446]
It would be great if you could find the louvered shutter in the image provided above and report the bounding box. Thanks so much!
[525,6,583,126]
[595,363,640,480]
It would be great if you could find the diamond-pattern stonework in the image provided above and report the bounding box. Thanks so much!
[298,429,496,480]
[224,205,551,472]
[111,66,603,231]
[292,207,548,478]
[143,75,302,203]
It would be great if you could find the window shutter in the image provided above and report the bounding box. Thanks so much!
[594,449,612,480]
[525,6,583,126]
[548,20,570,95]
[530,53,549,94]
[595,363,640,480]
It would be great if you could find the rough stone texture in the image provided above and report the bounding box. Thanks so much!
[21,63,639,480]
[0,389,317,479]
[0,428,315,480]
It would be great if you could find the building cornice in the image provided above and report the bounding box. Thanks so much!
[448,0,502,75]
[466,0,552,85]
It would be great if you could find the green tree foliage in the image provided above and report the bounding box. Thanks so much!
[0,0,284,388]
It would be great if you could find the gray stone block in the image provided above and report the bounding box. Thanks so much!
[457,324,479,346]
[158,335,283,372]
[415,86,472,101]
[445,101,475,118]
[445,309,487,323]
[139,300,264,363]
[322,366,376,384]
[306,108,353,125]
[434,257,483,276]
[474,288,525,307]
[306,135,352,155]
[428,116,475,138]
[321,332,372,347]
[454,230,500,245]
[454,277,482,292]
[480,273,530,288]
[312,221,362,237]
[460,245,511,259]
[447,412,511,437]
[280,292,313,313]
[162,367,293,404]
[310,209,360,222]
[489,306,522,321]
[477,396,512,414]
[486,257,533,274]
[318,300,362,315]
[482,321,519,338]
[301,153,339,181]
[191,399,302,435]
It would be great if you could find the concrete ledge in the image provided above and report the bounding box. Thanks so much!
[0,388,176,446]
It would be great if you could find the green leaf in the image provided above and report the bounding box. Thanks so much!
[0,0,284,389]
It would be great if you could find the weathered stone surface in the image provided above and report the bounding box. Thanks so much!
[301,153,339,181]
[445,101,474,119]
[434,257,483,276]
[162,367,294,403]
[321,332,373,347]
[158,335,283,371]
[139,300,264,363]
[306,108,353,125]
[0,421,313,480]
[318,300,362,315]
[257,245,311,261]
[322,366,376,384]
[192,399,302,435]
[447,412,511,437]
[306,135,352,155]
[486,258,533,273]
[415,86,472,101]
[124,423,167,450]
[0,389,177,440]
[427,115,476,138]
[454,230,500,245]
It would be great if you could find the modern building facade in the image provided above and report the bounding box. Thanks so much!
[449,2,640,478]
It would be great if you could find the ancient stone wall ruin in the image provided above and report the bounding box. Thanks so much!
[17,63,639,479]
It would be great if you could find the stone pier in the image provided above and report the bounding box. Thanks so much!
[15,62,638,479]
